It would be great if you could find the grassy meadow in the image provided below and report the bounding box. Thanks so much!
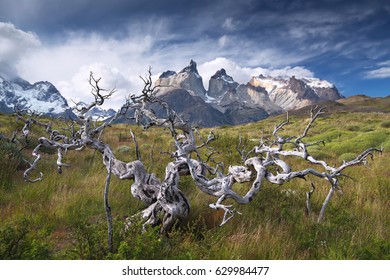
[0,106,389,260]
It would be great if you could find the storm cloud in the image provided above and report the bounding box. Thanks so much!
[0,0,389,107]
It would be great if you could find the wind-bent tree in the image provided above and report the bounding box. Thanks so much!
[16,70,382,251]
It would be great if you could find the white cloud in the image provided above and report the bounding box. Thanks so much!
[378,60,390,67]
[15,29,156,109]
[218,35,229,47]
[288,25,334,40]
[0,22,41,60]
[364,60,390,79]
[57,63,139,110]
[0,22,41,77]
[198,57,314,88]
[365,67,390,79]
[222,17,236,30]
[2,21,316,110]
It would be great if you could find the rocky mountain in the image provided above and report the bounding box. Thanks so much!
[148,88,228,127]
[155,60,207,99]
[251,75,343,111]
[207,68,239,99]
[0,74,75,118]
[153,61,229,126]
[206,69,284,124]
[1,61,343,128]
[153,61,284,126]
[152,60,343,127]
[208,70,284,114]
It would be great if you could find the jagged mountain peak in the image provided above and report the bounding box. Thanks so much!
[154,61,343,126]
[155,60,206,98]
[210,68,235,83]
[159,70,177,79]
[208,68,239,99]
[211,68,228,78]
[179,59,199,75]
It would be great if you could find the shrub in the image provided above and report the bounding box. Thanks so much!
[0,140,25,189]
[380,121,390,128]
[61,220,107,260]
[0,218,51,260]
[112,221,165,260]
[116,145,131,154]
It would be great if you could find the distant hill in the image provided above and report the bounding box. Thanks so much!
[291,95,390,117]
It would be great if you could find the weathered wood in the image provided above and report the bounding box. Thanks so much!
[306,183,315,216]
[104,158,113,252]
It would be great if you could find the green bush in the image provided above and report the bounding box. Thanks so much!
[0,140,24,189]
[61,220,107,260]
[0,218,51,260]
[113,223,164,260]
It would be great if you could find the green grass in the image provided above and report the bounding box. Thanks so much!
[0,111,389,260]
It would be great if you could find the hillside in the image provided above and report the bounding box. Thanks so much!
[291,95,390,116]
[0,107,389,260]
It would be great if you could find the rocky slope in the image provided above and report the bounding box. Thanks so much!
[251,74,343,111]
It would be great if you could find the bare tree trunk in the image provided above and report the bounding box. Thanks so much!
[306,183,315,216]
[104,159,113,253]
[318,186,335,222]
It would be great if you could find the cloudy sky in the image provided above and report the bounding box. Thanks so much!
[0,0,389,109]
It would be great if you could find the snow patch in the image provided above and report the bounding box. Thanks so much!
[217,75,235,84]
[302,77,333,88]
[205,92,216,103]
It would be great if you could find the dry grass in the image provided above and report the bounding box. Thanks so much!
[0,110,389,259]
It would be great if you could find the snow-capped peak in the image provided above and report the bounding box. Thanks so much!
[252,75,288,92]
[0,75,73,117]
[179,59,199,75]
[301,77,334,88]
[211,68,235,84]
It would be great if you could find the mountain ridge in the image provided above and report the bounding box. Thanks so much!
[152,60,343,126]
[1,60,344,126]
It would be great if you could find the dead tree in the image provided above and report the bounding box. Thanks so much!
[18,70,382,251]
